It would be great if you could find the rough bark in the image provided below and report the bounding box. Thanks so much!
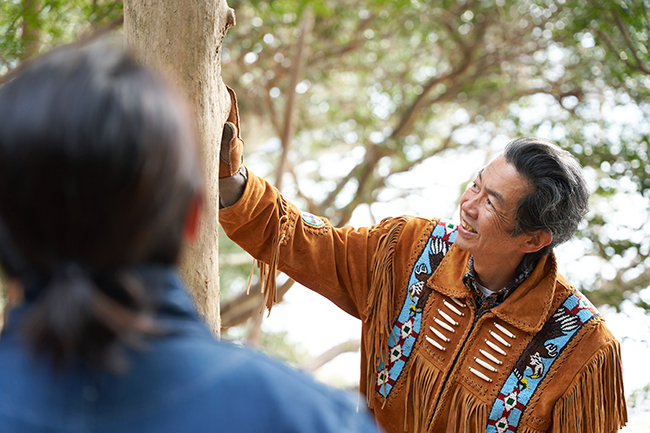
[123,0,236,335]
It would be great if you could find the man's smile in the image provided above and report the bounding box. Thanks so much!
[461,219,477,234]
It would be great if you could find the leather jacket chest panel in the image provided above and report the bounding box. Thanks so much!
[418,290,539,429]
[420,292,474,367]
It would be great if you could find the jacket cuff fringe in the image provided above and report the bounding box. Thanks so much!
[247,195,289,316]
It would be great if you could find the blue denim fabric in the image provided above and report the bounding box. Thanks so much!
[0,267,379,433]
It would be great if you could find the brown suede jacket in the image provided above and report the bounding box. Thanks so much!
[219,169,627,433]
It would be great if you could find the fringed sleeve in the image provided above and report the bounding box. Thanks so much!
[550,339,627,433]
[251,195,289,315]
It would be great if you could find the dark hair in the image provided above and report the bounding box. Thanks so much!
[504,137,589,271]
[0,41,202,371]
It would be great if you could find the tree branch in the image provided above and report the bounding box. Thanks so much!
[643,1,650,54]
[613,11,650,75]
[302,339,361,373]
[308,12,377,67]
[318,160,361,213]
[587,262,650,309]
[21,0,41,61]
[596,17,650,76]
[391,23,483,138]
[221,278,295,331]
[388,128,457,177]
[263,79,282,135]
[275,9,314,191]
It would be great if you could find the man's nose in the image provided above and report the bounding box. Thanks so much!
[461,192,479,217]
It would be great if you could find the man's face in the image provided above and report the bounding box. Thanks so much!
[455,156,533,261]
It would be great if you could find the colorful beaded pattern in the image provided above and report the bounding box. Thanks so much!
[375,220,457,397]
[486,291,599,433]
[300,211,325,229]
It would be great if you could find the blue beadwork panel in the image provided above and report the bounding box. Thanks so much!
[375,220,457,397]
[486,291,599,433]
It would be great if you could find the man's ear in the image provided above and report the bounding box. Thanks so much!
[183,193,203,242]
[521,230,553,254]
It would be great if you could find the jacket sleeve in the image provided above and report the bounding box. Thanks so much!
[219,169,383,320]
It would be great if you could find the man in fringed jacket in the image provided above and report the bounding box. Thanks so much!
[218,88,627,433]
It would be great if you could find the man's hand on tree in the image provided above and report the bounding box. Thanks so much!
[220,86,244,178]
[219,86,247,208]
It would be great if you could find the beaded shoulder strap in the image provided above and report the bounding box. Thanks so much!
[375,220,457,398]
[486,291,600,433]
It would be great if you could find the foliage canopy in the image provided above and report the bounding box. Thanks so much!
[1,0,649,357]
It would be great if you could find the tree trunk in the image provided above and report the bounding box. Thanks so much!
[123,0,236,335]
[21,0,41,60]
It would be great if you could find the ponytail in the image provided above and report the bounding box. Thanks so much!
[22,264,159,373]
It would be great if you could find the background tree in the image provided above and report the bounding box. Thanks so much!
[123,0,236,334]
[1,0,124,82]
[556,0,650,310]
[216,0,650,410]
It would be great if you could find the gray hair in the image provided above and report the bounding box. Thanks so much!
[503,137,589,271]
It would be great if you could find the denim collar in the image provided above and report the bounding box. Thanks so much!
[11,265,197,329]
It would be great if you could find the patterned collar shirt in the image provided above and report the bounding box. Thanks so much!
[462,255,536,319]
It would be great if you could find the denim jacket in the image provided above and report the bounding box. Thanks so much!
[0,267,379,433]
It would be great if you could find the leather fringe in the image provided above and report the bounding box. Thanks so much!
[516,427,546,433]
[404,352,441,433]
[550,339,627,433]
[445,384,488,433]
[247,195,289,316]
[364,217,409,408]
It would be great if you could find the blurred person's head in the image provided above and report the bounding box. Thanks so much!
[0,40,202,371]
